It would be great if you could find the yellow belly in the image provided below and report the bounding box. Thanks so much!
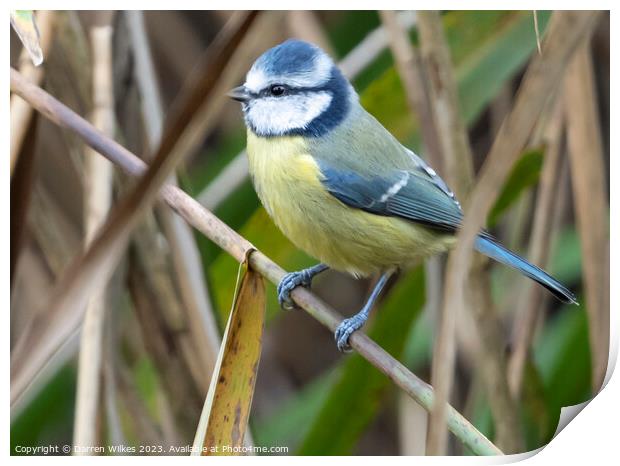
[246,131,454,276]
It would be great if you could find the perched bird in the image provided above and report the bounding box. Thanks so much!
[228,39,577,352]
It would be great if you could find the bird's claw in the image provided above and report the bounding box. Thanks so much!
[334,315,366,353]
[277,270,313,310]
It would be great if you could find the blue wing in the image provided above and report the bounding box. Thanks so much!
[319,162,463,233]
[403,148,460,208]
[318,162,577,304]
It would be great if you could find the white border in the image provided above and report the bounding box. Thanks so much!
[5,4,616,464]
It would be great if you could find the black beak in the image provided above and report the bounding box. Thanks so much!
[227,85,251,102]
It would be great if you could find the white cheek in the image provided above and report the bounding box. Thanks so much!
[246,92,333,135]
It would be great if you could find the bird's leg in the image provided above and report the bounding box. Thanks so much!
[277,263,329,309]
[335,270,394,352]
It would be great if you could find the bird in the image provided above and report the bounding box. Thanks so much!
[228,39,577,352]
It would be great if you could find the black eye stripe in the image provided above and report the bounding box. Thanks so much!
[255,84,330,98]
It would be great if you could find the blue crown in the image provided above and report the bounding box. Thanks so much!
[254,39,323,76]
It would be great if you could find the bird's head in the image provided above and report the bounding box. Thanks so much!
[228,39,355,138]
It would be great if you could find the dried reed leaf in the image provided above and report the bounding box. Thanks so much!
[192,254,265,456]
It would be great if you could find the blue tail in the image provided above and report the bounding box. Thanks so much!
[474,235,577,304]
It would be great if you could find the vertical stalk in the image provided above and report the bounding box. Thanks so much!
[564,43,609,392]
[73,17,115,453]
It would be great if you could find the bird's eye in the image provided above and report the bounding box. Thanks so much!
[270,85,286,97]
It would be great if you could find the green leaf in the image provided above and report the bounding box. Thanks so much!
[326,11,381,60]
[456,11,550,123]
[11,364,76,454]
[132,356,163,423]
[361,11,551,140]
[297,267,425,455]
[533,305,592,437]
[549,227,583,286]
[252,370,338,451]
[534,306,592,405]
[488,149,544,227]
[208,208,315,326]
[521,358,555,451]
[401,311,433,371]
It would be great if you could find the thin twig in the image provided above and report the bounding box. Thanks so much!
[379,10,443,172]
[339,11,417,79]
[10,68,502,457]
[533,11,542,55]
[508,99,565,396]
[416,11,467,455]
[465,261,523,453]
[564,43,609,392]
[198,151,249,210]
[124,11,164,146]
[151,11,265,169]
[417,11,473,199]
[73,20,116,454]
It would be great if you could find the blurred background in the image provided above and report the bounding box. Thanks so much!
[10,10,609,455]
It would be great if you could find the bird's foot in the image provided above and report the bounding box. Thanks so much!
[277,269,314,310]
[333,271,393,352]
[334,313,368,352]
[277,264,329,310]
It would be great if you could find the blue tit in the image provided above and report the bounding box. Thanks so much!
[228,39,577,352]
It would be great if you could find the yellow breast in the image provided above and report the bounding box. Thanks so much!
[246,131,454,276]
